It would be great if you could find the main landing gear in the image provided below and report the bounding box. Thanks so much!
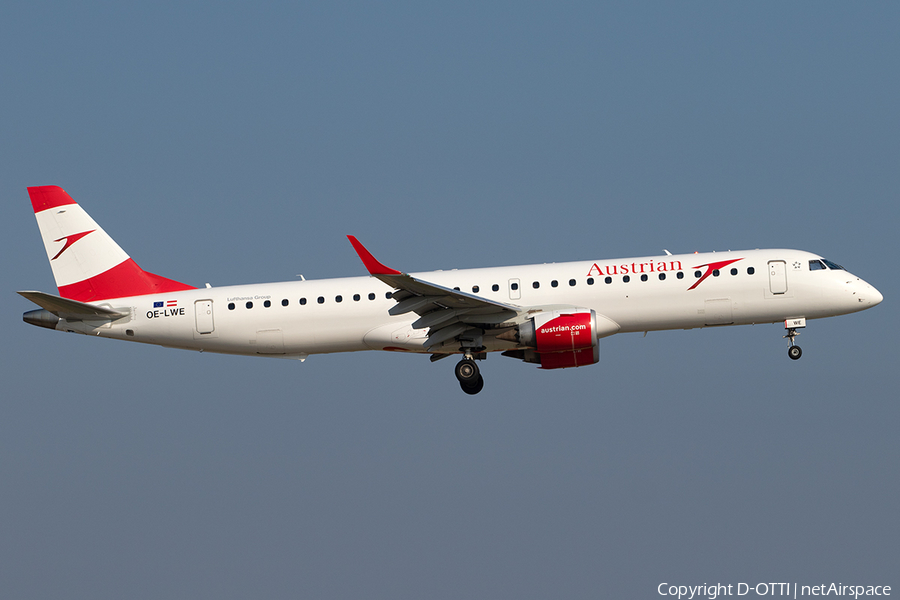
[455,357,484,395]
[783,318,806,360]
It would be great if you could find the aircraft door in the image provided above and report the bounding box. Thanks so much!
[194,300,215,334]
[768,261,788,294]
[509,278,521,300]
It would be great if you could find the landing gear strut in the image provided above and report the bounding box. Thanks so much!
[455,357,484,395]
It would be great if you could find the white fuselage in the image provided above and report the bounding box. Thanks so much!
[58,248,882,359]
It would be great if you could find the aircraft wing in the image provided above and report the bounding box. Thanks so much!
[18,290,129,321]
[347,236,520,351]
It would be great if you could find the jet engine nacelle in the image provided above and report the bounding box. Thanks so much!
[500,308,620,370]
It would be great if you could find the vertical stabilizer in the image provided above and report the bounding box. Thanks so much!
[28,186,195,302]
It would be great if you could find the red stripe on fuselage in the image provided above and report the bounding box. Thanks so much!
[57,258,196,302]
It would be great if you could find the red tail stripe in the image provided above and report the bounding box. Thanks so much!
[57,258,196,302]
[28,186,78,213]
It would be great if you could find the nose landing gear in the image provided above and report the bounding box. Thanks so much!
[455,357,485,395]
[783,318,806,360]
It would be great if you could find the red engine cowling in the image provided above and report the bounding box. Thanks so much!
[528,310,597,353]
[510,309,607,370]
[537,346,599,369]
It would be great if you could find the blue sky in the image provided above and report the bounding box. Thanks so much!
[1,3,897,598]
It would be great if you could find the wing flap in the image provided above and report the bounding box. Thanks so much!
[388,295,450,316]
[425,323,470,349]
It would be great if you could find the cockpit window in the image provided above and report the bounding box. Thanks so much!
[822,259,844,270]
[809,260,827,270]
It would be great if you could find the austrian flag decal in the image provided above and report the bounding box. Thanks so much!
[147,299,185,319]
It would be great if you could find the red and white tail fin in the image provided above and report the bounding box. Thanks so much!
[28,186,195,302]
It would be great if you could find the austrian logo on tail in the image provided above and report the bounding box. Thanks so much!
[51,230,95,260]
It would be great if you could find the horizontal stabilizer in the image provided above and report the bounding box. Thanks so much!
[18,290,128,321]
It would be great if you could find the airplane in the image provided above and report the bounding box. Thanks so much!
[20,185,883,395]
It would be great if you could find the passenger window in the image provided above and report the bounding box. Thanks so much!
[604,277,612,284]
[658,273,666,280]
[492,284,499,292]
[335,295,342,303]
[713,270,720,277]
[569,279,576,287]
[730,268,738,275]
[368,293,376,300]
[587,278,594,285]
[472,285,479,293]
[533,281,540,289]
[353,294,360,301]
[300,298,307,305]
[640,274,648,282]
[551,280,558,288]
[264,300,271,308]
[386,292,393,299]
[317,297,325,304]
[623,276,630,283]
[281,299,289,306]
[747,267,755,275]
[228,303,235,310]
[511,282,519,290]
[246,301,253,309]
[694,271,702,278]
[677,272,684,279]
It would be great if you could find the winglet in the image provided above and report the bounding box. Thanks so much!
[347,236,403,275]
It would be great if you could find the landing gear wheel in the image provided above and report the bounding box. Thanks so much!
[460,375,485,395]
[455,359,479,384]
[788,345,802,360]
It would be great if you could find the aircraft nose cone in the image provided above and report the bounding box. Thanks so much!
[855,278,883,307]
[870,285,883,306]
[845,277,883,311]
